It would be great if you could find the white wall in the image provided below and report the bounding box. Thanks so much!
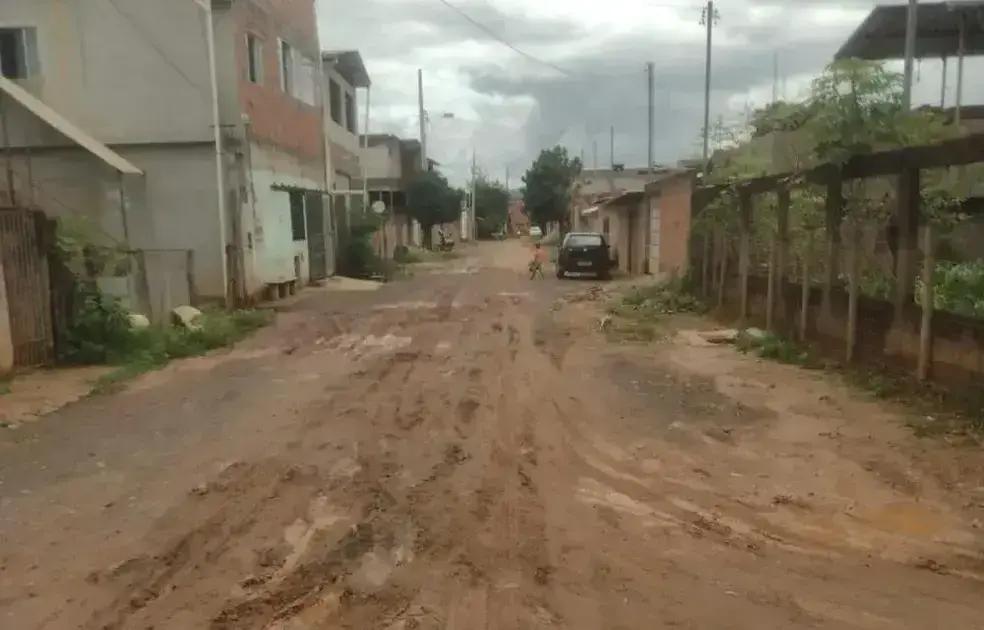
[363,139,402,180]
[246,142,323,287]
[1,0,214,145]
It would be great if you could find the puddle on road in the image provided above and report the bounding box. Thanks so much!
[331,333,413,360]
[864,501,946,537]
[372,301,438,311]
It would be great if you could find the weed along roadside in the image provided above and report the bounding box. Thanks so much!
[79,304,273,394]
[603,279,984,439]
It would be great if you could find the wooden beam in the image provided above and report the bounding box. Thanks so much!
[776,186,790,321]
[738,190,753,324]
[846,222,861,363]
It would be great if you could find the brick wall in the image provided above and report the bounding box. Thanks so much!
[234,0,322,161]
[656,175,693,278]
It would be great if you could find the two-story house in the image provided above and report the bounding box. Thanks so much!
[0,0,332,313]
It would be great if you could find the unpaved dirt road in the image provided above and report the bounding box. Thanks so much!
[2,240,984,629]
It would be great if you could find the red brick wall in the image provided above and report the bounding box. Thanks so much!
[234,0,322,161]
[657,175,693,278]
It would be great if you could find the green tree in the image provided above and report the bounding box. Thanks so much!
[522,146,582,232]
[807,59,948,166]
[406,171,461,249]
[474,175,509,238]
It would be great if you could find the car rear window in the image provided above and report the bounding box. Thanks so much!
[565,234,603,248]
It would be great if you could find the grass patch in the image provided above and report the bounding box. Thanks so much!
[0,378,10,396]
[736,331,816,366]
[92,309,272,394]
[843,365,984,438]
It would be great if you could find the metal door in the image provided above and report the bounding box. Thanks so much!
[305,192,327,281]
[0,209,53,366]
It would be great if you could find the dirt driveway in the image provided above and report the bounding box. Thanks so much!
[2,240,983,629]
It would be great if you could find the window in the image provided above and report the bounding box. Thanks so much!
[329,80,342,125]
[564,234,604,248]
[289,191,306,241]
[345,93,356,133]
[293,55,317,106]
[246,34,263,84]
[0,27,40,79]
[279,39,292,94]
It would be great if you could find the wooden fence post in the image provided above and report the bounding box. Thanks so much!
[702,234,711,298]
[0,251,13,375]
[822,174,843,319]
[800,233,813,342]
[766,236,776,331]
[894,167,921,324]
[918,225,935,381]
[846,221,860,363]
[717,229,728,310]
[738,190,752,325]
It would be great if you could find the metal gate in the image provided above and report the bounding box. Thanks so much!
[0,209,54,366]
[305,192,327,281]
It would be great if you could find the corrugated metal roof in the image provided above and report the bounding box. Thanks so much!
[836,1,984,60]
[0,76,143,176]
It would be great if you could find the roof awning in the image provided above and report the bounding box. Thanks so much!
[322,50,371,88]
[581,205,600,216]
[836,2,984,60]
[0,76,143,175]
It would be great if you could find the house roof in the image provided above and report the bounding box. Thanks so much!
[836,1,984,60]
[0,76,143,176]
[322,50,371,88]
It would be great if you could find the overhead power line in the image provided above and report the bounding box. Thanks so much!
[433,0,574,77]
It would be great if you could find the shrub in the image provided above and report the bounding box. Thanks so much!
[59,285,133,364]
[619,280,706,317]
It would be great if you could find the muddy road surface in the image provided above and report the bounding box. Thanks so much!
[2,241,984,629]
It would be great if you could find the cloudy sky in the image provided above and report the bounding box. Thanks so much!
[318,0,983,186]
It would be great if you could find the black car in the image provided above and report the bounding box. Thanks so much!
[556,232,616,280]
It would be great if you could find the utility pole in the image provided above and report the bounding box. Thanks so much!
[471,149,477,241]
[418,69,427,170]
[772,51,779,103]
[902,0,918,110]
[610,125,615,169]
[647,61,655,171]
[593,140,598,170]
[701,1,716,169]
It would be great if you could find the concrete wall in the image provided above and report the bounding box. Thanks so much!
[1,0,214,145]
[577,169,653,196]
[4,142,229,300]
[323,65,361,159]
[363,139,402,180]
